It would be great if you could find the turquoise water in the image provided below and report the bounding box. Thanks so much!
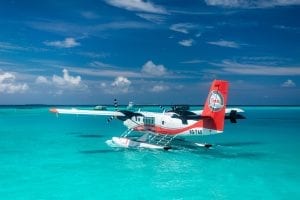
[0,106,300,199]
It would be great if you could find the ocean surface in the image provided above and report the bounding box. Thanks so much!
[0,106,299,199]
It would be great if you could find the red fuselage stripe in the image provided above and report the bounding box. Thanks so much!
[133,119,219,135]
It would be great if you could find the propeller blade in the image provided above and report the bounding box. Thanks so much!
[107,116,115,123]
[225,110,246,123]
[114,98,118,111]
[159,105,166,112]
[230,110,237,123]
[107,98,119,123]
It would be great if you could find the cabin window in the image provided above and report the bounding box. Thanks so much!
[162,121,165,125]
[143,117,155,125]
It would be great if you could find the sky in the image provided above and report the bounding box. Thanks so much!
[0,0,300,105]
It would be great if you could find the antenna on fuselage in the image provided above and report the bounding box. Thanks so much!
[159,105,166,113]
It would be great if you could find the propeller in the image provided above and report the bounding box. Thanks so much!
[107,99,144,122]
[225,110,246,123]
[113,98,119,111]
[167,105,198,124]
[107,98,119,123]
[229,110,237,123]
[107,116,115,123]
[159,105,166,112]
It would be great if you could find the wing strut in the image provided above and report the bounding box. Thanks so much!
[121,128,133,137]
[148,133,177,147]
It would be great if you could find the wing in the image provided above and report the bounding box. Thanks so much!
[50,108,125,117]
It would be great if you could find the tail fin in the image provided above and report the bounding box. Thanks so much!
[202,80,229,132]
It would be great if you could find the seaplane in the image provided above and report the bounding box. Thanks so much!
[50,80,245,150]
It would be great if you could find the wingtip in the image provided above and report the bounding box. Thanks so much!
[50,108,58,113]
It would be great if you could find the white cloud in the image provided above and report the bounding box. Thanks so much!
[205,0,250,7]
[195,33,202,37]
[101,76,132,94]
[35,76,50,84]
[69,66,141,78]
[81,11,99,19]
[281,79,296,88]
[179,39,195,47]
[150,84,169,93]
[210,60,300,76]
[44,37,80,48]
[207,40,240,48]
[136,13,166,24]
[273,25,300,33]
[0,42,28,52]
[52,69,86,89]
[181,59,206,64]
[78,52,108,58]
[96,21,152,30]
[61,63,179,80]
[29,21,152,36]
[170,23,197,34]
[89,61,117,69]
[0,72,29,94]
[204,0,300,8]
[141,60,167,76]
[112,76,131,93]
[105,0,167,14]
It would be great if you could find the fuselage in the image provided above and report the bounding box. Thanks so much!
[123,111,222,137]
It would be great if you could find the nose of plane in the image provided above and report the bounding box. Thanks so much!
[123,119,134,128]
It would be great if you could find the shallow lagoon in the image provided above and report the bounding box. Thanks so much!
[0,106,299,199]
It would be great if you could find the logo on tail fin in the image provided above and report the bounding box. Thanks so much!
[208,91,224,112]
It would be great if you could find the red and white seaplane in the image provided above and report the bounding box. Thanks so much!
[50,80,245,150]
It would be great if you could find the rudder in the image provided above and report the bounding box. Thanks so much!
[202,80,228,132]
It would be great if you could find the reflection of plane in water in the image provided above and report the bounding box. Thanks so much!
[50,80,245,150]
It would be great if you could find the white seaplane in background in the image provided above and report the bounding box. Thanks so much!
[50,80,245,150]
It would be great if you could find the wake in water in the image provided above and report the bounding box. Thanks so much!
[75,135,265,160]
